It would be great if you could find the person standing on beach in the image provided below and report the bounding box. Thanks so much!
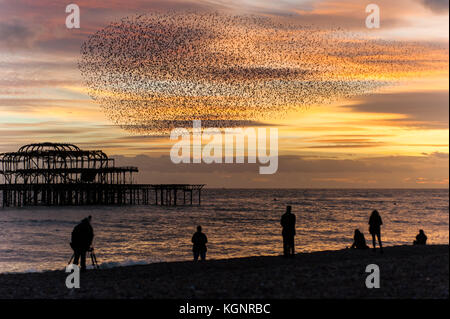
[281,205,296,257]
[70,216,94,271]
[368,210,383,253]
[192,225,208,261]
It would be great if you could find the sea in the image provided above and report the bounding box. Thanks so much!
[0,189,448,273]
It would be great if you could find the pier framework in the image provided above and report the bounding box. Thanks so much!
[0,143,204,207]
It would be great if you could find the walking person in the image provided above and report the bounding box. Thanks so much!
[192,225,208,261]
[281,205,296,257]
[368,210,383,253]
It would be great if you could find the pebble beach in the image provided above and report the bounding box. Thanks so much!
[0,245,447,299]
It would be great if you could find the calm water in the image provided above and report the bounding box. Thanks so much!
[0,189,448,273]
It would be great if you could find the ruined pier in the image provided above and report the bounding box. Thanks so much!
[0,143,204,207]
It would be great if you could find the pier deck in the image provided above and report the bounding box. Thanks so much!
[0,184,204,207]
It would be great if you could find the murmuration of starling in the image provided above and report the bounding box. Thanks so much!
[79,11,443,135]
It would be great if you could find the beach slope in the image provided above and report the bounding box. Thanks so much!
[0,245,447,299]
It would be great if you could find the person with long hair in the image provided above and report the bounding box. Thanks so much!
[351,229,369,249]
[368,210,383,253]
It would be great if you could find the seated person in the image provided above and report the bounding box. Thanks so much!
[413,229,427,245]
[351,229,369,249]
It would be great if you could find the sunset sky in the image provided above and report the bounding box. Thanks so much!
[0,0,448,188]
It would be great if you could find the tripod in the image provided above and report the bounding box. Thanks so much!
[89,248,99,269]
[68,247,99,269]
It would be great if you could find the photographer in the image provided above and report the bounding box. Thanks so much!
[70,216,94,272]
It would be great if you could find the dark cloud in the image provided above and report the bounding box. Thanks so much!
[428,151,449,159]
[110,152,449,188]
[0,20,36,49]
[419,0,449,13]
[0,99,94,111]
[0,79,79,88]
[342,91,449,129]
[305,142,387,149]
[0,0,217,54]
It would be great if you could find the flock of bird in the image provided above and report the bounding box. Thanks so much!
[78,10,445,134]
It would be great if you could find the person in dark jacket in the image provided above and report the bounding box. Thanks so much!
[70,216,94,271]
[368,210,383,253]
[350,229,369,249]
[280,205,296,257]
[413,229,427,245]
[192,225,208,261]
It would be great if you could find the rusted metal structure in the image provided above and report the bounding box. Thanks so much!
[0,143,204,207]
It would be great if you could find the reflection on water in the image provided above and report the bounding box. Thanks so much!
[0,189,448,273]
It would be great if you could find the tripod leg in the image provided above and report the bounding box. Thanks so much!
[92,253,99,269]
[68,254,74,265]
[90,252,95,268]
[91,252,99,269]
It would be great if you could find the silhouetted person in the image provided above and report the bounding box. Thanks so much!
[368,210,383,253]
[70,216,94,271]
[192,225,207,261]
[413,229,427,245]
[350,229,369,249]
[281,205,296,257]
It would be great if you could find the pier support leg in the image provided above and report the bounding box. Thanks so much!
[174,189,177,206]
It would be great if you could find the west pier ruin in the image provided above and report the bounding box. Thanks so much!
[0,143,204,207]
